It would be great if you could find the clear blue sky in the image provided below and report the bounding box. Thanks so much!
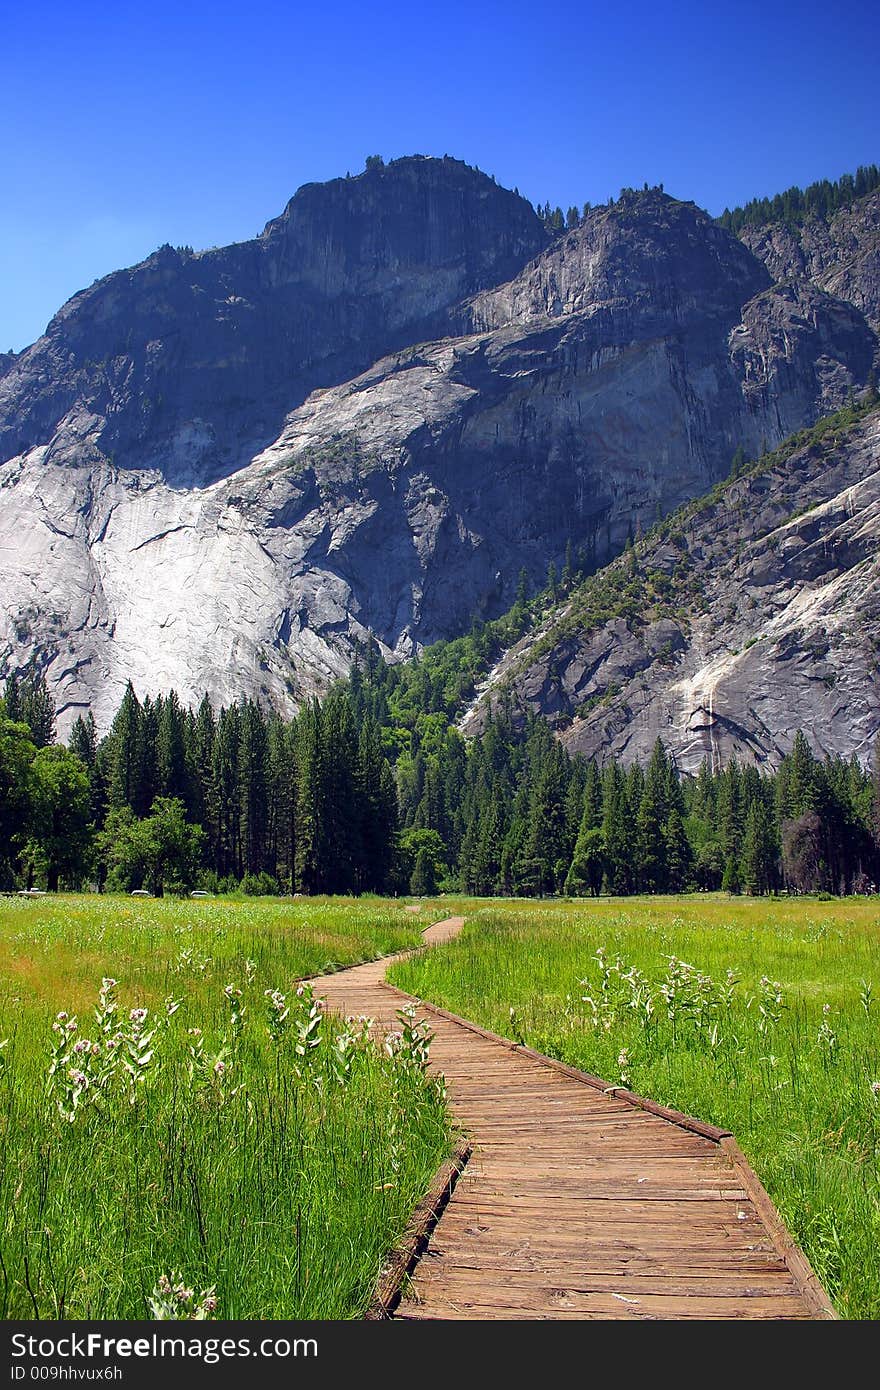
[2,0,877,351]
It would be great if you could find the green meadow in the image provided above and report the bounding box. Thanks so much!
[3,891,878,1320]
[391,894,880,1319]
[0,894,449,1320]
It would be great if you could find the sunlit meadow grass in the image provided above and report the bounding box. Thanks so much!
[391,894,880,1319]
[0,895,450,1319]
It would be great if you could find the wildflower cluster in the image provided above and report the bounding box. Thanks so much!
[46,981,180,1122]
[264,987,290,1043]
[386,1003,434,1071]
[291,982,324,1080]
[755,975,786,1036]
[186,1027,235,1101]
[43,963,445,1136]
[174,946,213,977]
[579,949,737,1052]
[328,1014,374,1086]
[148,1272,218,1321]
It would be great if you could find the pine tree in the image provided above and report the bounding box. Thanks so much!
[721,854,741,894]
[776,731,817,822]
[636,740,672,891]
[3,674,22,723]
[664,810,693,892]
[546,560,558,604]
[19,672,56,748]
[717,758,744,886]
[69,711,102,822]
[108,682,143,813]
[471,792,503,895]
[265,713,291,886]
[626,762,645,825]
[157,690,189,805]
[601,761,632,894]
[500,781,530,894]
[192,695,217,862]
[213,704,242,878]
[238,700,269,878]
[294,701,324,894]
[69,712,97,769]
[561,539,575,590]
[520,739,569,894]
[320,691,362,893]
[741,799,777,895]
[357,717,396,892]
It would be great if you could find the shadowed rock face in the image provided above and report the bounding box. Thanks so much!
[461,191,769,334]
[0,166,877,735]
[740,191,880,340]
[0,157,547,486]
[463,409,880,773]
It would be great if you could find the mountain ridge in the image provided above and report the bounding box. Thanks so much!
[461,396,880,772]
[0,157,877,745]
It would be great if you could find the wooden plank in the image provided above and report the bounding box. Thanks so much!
[431,1221,775,1253]
[431,1224,772,1252]
[426,1249,788,1273]
[400,1283,812,1318]
[459,1181,750,1201]
[395,1304,814,1321]
[393,989,733,1141]
[310,918,835,1322]
[411,1265,803,1298]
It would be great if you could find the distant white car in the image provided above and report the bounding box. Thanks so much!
[130,889,152,897]
[190,890,213,898]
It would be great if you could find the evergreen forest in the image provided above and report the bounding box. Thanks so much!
[1,664,877,900]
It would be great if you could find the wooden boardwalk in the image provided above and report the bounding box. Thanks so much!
[312,917,835,1321]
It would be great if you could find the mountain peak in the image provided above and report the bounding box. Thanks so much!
[259,153,546,283]
[463,181,770,335]
[0,159,875,741]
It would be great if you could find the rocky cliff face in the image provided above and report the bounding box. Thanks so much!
[0,165,876,735]
[462,191,768,332]
[740,191,880,340]
[0,157,546,487]
[462,405,880,772]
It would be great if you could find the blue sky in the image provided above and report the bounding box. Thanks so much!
[2,0,877,351]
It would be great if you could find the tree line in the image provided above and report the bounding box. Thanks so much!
[351,653,880,896]
[717,164,880,236]
[1,666,878,899]
[0,675,397,897]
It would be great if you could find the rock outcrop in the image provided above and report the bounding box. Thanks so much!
[463,405,880,772]
[740,191,880,340]
[0,157,547,487]
[0,165,876,736]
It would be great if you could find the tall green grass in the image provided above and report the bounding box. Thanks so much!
[391,895,880,1319]
[0,895,450,1319]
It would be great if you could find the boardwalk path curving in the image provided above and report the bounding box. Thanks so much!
[312,916,835,1321]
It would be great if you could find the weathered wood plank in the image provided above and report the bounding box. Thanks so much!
[413,1265,803,1298]
[310,917,835,1321]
